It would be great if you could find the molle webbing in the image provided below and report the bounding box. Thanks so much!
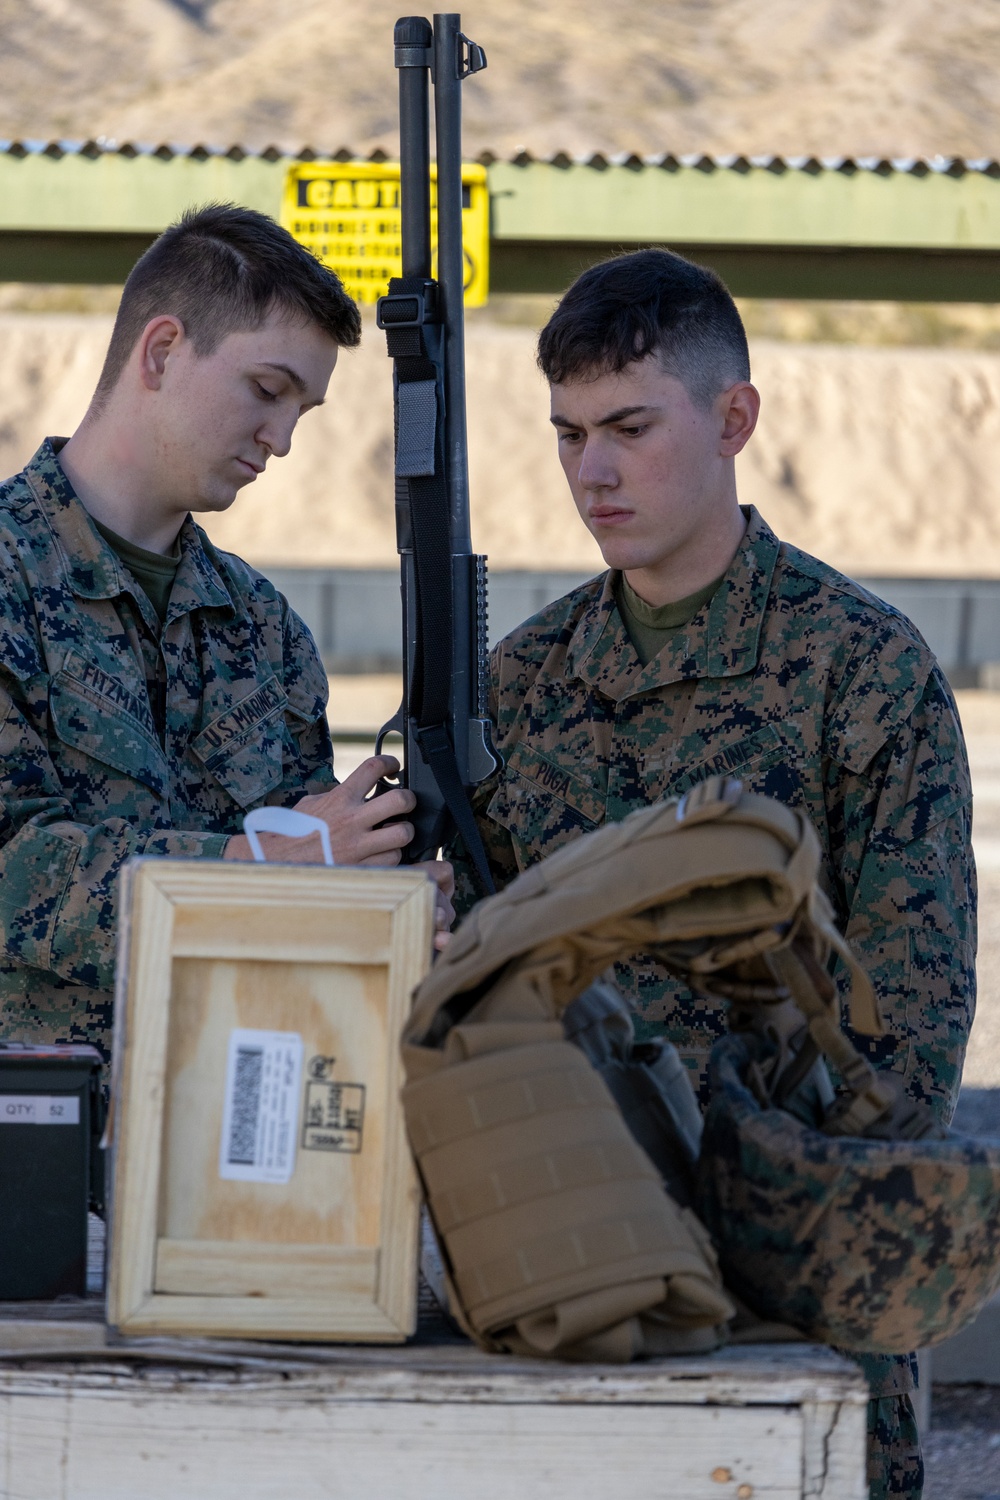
[405,1040,731,1348]
[404,781,881,1058]
[402,778,883,1359]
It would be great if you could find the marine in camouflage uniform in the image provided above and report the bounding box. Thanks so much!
[449,504,973,1499]
[0,438,335,1059]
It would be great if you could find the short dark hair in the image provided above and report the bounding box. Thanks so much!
[94,203,361,406]
[537,248,750,407]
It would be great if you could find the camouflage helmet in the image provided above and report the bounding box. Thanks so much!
[696,1029,1000,1353]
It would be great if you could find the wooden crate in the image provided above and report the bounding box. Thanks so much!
[0,1317,869,1500]
[106,859,434,1342]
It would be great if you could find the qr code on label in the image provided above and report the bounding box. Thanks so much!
[226,1046,263,1165]
[218,1029,303,1184]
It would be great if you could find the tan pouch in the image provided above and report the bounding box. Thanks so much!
[404,1039,732,1356]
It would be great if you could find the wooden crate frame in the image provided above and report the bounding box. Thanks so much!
[106,859,434,1343]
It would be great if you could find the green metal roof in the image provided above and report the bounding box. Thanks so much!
[1,141,998,299]
[489,155,1000,251]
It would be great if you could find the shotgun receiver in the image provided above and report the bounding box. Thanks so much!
[376,13,498,893]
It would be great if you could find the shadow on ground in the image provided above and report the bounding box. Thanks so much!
[925,1386,1000,1500]
[923,1090,1000,1498]
[952,1089,1000,1138]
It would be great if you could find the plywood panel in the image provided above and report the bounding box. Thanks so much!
[159,958,389,1247]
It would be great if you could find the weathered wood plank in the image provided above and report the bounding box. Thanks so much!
[0,1366,868,1500]
[0,1315,870,1407]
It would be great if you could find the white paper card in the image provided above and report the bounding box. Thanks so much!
[218,1029,303,1184]
[0,1094,80,1125]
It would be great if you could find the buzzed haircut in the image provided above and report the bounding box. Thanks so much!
[93,203,361,406]
[537,248,750,408]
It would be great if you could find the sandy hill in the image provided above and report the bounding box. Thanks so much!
[0,0,998,159]
[3,314,998,579]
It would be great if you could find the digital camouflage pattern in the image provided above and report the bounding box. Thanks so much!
[869,1395,923,1499]
[447,506,975,1451]
[697,1031,1000,1352]
[450,507,975,1127]
[0,439,335,1058]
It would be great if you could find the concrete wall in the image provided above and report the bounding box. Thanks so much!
[265,565,1000,685]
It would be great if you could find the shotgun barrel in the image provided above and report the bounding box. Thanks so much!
[376,13,497,893]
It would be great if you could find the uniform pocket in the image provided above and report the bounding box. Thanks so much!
[49,669,167,797]
[850,924,973,1112]
[486,741,606,868]
[843,926,913,1080]
[189,676,288,810]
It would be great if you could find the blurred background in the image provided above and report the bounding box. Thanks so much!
[0,3,999,1484]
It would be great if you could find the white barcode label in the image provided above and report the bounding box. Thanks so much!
[218,1029,303,1184]
[0,1094,80,1125]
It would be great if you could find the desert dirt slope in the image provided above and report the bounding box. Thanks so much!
[2,313,998,579]
[0,0,998,159]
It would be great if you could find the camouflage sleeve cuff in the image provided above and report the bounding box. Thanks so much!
[139,830,231,860]
[0,819,228,994]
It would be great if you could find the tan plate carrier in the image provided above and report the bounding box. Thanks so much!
[401,777,885,1361]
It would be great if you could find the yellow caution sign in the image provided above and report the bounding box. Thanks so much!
[281,160,489,307]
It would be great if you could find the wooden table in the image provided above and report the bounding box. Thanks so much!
[0,1303,868,1500]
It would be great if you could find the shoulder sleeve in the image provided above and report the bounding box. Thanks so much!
[824,623,933,775]
[447,587,599,916]
[827,660,975,1123]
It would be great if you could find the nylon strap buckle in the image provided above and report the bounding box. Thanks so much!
[676,776,744,826]
[377,281,440,331]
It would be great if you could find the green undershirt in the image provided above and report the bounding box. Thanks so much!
[93,518,181,627]
[616,572,725,666]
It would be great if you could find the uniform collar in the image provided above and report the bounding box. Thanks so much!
[564,506,779,703]
[24,438,235,621]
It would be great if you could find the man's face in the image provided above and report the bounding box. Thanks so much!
[151,306,339,514]
[549,356,738,578]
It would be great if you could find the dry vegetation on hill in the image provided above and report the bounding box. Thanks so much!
[0,1,998,578]
[0,0,998,159]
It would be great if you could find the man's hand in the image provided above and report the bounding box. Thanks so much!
[224,756,414,867]
[223,756,457,948]
[415,858,456,952]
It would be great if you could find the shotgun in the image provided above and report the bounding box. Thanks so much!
[376,13,497,893]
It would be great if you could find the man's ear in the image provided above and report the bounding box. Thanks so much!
[718,381,760,457]
[137,316,186,393]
